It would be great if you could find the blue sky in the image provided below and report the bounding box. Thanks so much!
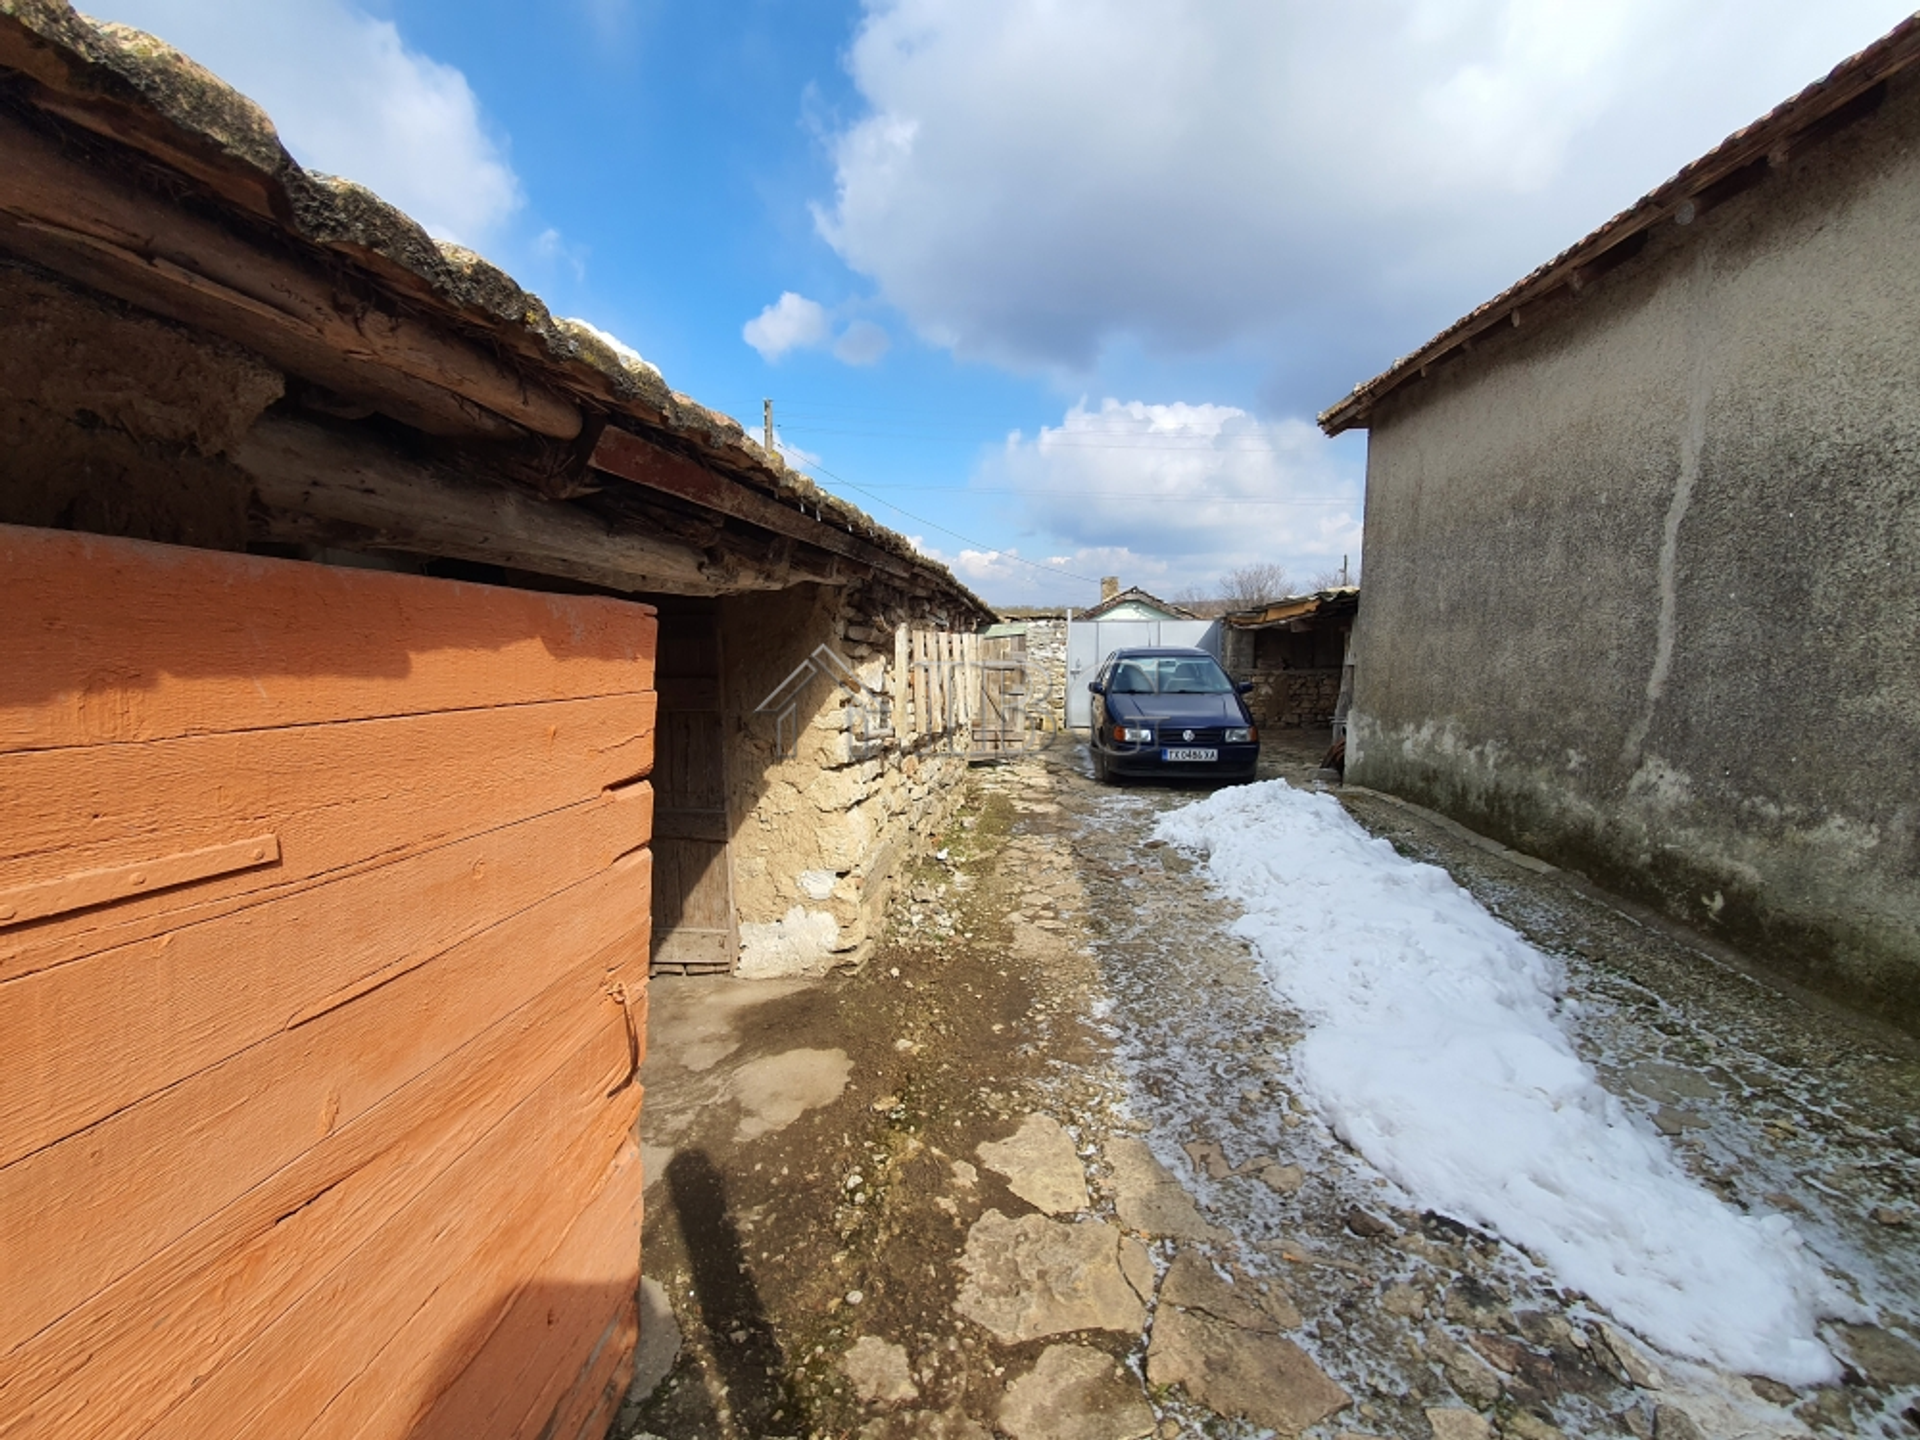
[94,1,1916,605]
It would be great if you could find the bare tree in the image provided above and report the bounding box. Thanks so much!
[1170,583,1233,618]
[1216,562,1292,611]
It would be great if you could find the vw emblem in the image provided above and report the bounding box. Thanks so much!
[1182,729,1194,742]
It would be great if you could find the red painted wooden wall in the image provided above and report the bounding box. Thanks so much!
[0,524,656,1439]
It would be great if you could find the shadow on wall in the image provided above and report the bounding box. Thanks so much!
[408,1275,641,1440]
[0,523,656,719]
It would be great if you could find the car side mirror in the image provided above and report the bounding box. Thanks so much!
[1088,680,1106,696]
[1236,680,1254,694]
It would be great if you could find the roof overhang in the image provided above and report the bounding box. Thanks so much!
[1317,15,1920,437]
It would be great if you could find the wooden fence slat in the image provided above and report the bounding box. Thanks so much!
[910,630,928,739]
[0,942,646,1440]
[0,524,657,754]
[0,694,654,982]
[893,624,912,745]
[0,786,652,1168]
[0,851,651,1353]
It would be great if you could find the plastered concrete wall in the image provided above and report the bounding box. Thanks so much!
[722,584,969,977]
[1349,76,1920,1028]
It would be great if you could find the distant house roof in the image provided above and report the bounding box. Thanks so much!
[1078,587,1198,622]
[0,2,993,617]
[1318,14,1920,437]
[1225,587,1358,630]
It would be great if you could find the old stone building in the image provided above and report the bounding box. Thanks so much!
[1220,588,1357,733]
[1321,18,1920,1030]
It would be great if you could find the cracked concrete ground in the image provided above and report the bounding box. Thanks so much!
[616,732,1919,1440]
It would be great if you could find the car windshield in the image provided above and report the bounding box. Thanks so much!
[1107,657,1234,695]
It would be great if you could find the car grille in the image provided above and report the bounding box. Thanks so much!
[1160,727,1228,744]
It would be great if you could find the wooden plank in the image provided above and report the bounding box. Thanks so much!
[0,850,650,1354]
[0,111,583,440]
[0,942,646,1440]
[144,1036,643,1440]
[0,833,279,927]
[894,625,913,745]
[0,525,657,754]
[536,1291,641,1440]
[0,785,652,1168]
[374,1140,643,1440]
[0,695,654,979]
[235,415,717,595]
[590,426,910,578]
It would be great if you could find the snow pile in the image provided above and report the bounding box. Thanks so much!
[1154,780,1841,1384]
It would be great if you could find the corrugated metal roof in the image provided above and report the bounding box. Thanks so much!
[1318,14,1920,436]
[1225,587,1358,629]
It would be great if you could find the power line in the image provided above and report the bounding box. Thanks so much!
[797,455,1106,587]
[812,483,1352,504]
[779,423,1315,453]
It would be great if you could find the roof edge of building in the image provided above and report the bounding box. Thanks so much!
[1317,13,1920,438]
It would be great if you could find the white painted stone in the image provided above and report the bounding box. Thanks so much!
[798,868,839,901]
[737,905,840,978]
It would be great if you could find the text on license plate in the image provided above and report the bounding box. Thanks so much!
[1161,747,1218,762]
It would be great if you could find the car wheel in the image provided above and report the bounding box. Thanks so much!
[1091,743,1110,782]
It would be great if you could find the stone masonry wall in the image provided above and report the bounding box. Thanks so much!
[722,582,974,979]
[1245,668,1343,730]
[1022,619,1068,732]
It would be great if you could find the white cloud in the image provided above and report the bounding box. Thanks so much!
[95,0,523,248]
[816,0,1913,395]
[533,227,588,282]
[744,295,893,366]
[833,319,892,365]
[984,399,1362,593]
[927,542,1163,608]
[743,291,831,361]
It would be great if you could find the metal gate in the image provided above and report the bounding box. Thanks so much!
[1065,617,1222,727]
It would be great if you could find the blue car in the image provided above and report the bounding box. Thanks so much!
[1086,647,1260,783]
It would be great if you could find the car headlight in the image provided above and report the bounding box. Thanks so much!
[1114,725,1154,743]
[1225,726,1256,743]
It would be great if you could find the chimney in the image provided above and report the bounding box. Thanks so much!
[1100,576,1120,603]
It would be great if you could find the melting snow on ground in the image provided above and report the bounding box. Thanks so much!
[1154,779,1844,1385]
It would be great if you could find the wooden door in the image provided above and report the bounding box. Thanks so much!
[971,630,1033,757]
[0,524,656,1440]
[649,599,737,974]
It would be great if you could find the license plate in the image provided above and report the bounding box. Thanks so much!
[1161,747,1217,762]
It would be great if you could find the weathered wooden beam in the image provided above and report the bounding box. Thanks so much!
[232,413,746,594]
[590,425,909,578]
[0,110,582,441]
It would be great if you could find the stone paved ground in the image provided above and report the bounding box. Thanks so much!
[617,733,1920,1440]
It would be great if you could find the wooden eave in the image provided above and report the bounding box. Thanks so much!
[0,0,992,618]
[1316,14,1920,437]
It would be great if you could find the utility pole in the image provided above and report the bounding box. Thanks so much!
[1341,554,1350,586]
[763,398,774,454]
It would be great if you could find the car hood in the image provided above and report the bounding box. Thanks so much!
[1105,691,1248,726]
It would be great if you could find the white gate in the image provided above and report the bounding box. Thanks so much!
[1065,617,1222,728]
